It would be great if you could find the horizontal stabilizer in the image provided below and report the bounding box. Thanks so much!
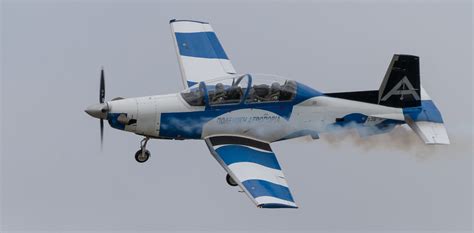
[406,118,450,144]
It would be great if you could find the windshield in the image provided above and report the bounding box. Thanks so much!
[180,85,205,106]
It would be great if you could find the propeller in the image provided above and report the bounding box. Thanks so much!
[99,68,105,147]
[85,68,109,149]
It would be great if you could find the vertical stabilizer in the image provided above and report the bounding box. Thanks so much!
[378,55,421,108]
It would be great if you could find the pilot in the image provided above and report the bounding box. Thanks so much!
[280,80,297,101]
[226,86,243,103]
[212,83,226,103]
[267,82,281,101]
[246,84,268,102]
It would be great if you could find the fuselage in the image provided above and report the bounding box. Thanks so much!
[105,78,406,143]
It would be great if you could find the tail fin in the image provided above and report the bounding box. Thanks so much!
[326,54,450,144]
[378,54,421,108]
[381,55,450,144]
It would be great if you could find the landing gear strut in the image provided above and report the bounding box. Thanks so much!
[135,137,151,163]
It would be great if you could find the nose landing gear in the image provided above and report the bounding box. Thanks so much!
[135,137,151,163]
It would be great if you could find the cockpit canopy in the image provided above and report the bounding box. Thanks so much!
[180,74,297,106]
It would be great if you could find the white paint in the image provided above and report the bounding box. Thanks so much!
[254,196,297,207]
[202,108,292,141]
[136,96,158,136]
[213,144,271,153]
[406,120,450,144]
[228,162,289,188]
[420,86,432,100]
[171,21,213,33]
[180,56,235,83]
[369,113,405,121]
[290,96,404,135]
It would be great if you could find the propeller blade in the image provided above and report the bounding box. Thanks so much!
[100,68,105,104]
[100,68,105,149]
[100,119,104,148]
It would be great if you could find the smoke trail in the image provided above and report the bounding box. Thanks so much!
[319,123,442,158]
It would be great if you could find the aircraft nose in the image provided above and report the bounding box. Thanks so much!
[85,103,109,119]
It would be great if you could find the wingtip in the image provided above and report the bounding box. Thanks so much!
[169,19,209,24]
[393,54,419,60]
[257,203,299,209]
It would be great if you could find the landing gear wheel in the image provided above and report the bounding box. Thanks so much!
[135,137,150,163]
[135,149,150,163]
[226,174,238,187]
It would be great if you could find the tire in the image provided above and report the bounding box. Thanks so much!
[135,149,150,163]
[226,174,238,187]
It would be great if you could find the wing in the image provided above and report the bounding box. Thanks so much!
[205,136,298,208]
[170,19,236,88]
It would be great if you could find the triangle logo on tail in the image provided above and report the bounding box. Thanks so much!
[381,76,421,101]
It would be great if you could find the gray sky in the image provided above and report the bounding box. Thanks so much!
[1,0,472,232]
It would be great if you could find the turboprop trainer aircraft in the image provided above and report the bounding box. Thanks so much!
[85,19,450,208]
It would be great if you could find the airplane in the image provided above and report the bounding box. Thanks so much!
[85,19,450,208]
